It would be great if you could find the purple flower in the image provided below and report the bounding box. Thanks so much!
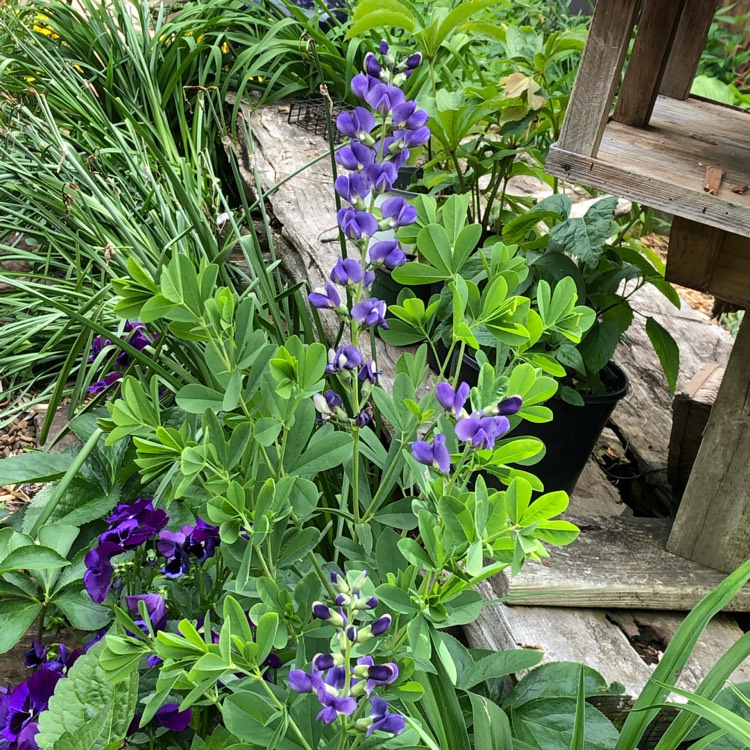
[108,497,159,525]
[83,542,123,603]
[497,395,523,416]
[363,161,398,193]
[314,389,343,419]
[366,83,406,116]
[363,52,382,79]
[100,510,167,549]
[157,530,190,578]
[330,258,369,287]
[24,639,46,669]
[379,39,390,56]
[315,688,357,725]
[354,411,371,427]
[412,434,451,474]
[88,334,113,363]
[351,298,388,329]
[154,704,192,732]
[289,669,320,694]
[370,614,392,636]
[402,52,422,72]
[126,593,168,635]
[368,240,407,270]
[336,107,376,140]
[326,346,362,374]
[308,282,342,310]
[367,696,406,736]
[82,631,106,653]
[455,413,510,450]
[124,320,156,352]
[337,208,379,239]
[392,101,429,130]
[43,643,80,674]
[87,372,122,394]
[312,602,347,628]
[2,670,62,746]
[395,126,431,148]
[185,519,220,563]
[336,142,376,171]
[351,73,381,101]
[436,381,470,419]
[358,361,381,384]
[354,656,399,694]
[334,173,371,204]
[380,196,417,228]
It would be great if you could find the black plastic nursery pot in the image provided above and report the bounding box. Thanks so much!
[432,350,629,495]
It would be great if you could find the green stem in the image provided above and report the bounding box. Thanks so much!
[254,673,315,750]
[29,427,103,538]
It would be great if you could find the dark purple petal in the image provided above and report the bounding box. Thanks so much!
[185,518,220,562]
[403,52,422,70]
[125,593,167,634]
[351,73,380,100]
[312,653,335,671]
[336,106,377,139]
[363,161,397,193]
[396,126,431,148]
[154,703,192,732]
[84,542,123,603]
[369,240,406,270]
[370,614,391,636]
[497,395,523,416]
[354,411,371,427]
[379,39,390,56]
[87,372,122,394]
[358,361,381,384]
[24,639,46,669]
[334,173,371,204]
[324,667,346,690]
[412,440,434,467]
[365,83,406,116]
[380,196,417,228]
[364,51,382,78]
[330,257,366,286]
[308,281,342,310]
[351,298,388,329]
[337,207,379,239]
[326,346,362,373]
[369,712,406,736]
[432,433,451,474]
[289,669,315,693]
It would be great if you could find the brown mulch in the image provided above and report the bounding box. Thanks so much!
[0,413,43,512]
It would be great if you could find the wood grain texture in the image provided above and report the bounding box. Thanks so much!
[498,515,750,610]
[557,0,640,156]
[668,314,750,572]
[614,0,687,127]
[660,0,719,99]
[547,96,750,237]
[610,285,733,513]
[668,363,724,494]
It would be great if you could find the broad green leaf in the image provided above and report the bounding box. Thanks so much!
[459,649,543,690]
[289,429,353,475]
[0,599,42,653]
[0,545,70,574]
[645,317,680,394]
[0,452,74,484]
[36,640,138,750]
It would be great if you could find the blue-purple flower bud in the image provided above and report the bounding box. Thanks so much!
[370,614,392,636]
[312,653,336,671]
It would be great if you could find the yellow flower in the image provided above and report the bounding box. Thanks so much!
[32,13,59,40]
[220,41,230,54]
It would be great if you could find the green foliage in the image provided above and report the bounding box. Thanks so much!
[36,640,138,750]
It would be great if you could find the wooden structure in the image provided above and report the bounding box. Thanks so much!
[545,0,750,575]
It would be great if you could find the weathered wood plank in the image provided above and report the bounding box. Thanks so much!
[614,0,687,127]
[498,515,750,611]
[547,97,750,238]
[668,363,724,494]
[660,0,719,100]
[568,459,626,517]
[611,284,733,513]
[557,0,640,157]
[668,314,750,572]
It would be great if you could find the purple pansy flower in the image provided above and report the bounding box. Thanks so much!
[2,670,62,746]
[334,173,371,205]
[336,107,376,141]
[185,519,220,563]
[455,413,511,450]
[128,703,192,736]
[436,381,471,419]
[23,640,46,670]
[337,207,379,239]
[367,696,406,736]
[326,346,362,374]
[308,282,342,310]
[125,593,168,635]
[157,530,191,578]
[87,372,122,394]
[369,240,407,270]
[43,643,80,674]
[88,334,113,363]
[380,196,417,228]
[412,434,451,474]
[83,542,123,603]
[351,298,388,329]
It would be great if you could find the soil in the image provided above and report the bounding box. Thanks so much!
[0,413,43,513]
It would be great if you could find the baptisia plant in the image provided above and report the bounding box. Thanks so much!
[6,41,579,750]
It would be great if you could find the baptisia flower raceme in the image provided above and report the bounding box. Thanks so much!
[288,571,405,736]
[412,383,525,472]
